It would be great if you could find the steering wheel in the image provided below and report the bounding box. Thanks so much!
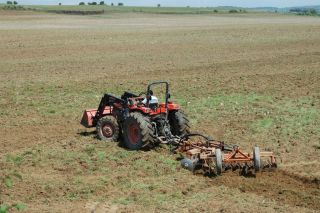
[135,92,145,106]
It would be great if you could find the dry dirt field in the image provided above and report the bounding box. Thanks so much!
[0,10,319,212]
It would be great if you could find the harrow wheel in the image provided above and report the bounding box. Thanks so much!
[253,146,261,172]
[96,116,119,142]
[123,112,155,150]
[215,148,223,175]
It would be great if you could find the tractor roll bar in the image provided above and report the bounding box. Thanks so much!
[146,81,170,118]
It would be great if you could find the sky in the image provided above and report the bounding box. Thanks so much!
[5,0,320,8]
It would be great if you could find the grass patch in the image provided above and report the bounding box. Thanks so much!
[84,145,96,156]
[5,150,38,167]
[159,155,177,171]
[250,98,320,139]
[183,93,272,124]
[250,118,274,133]
[113,197,131,205]
[6,154,23,166]
[65,186,94,201]
[178,93,319,143]
[124,181,151,191]
[97,151,106,161]
[107,150,134,162]
[275,100,320,138]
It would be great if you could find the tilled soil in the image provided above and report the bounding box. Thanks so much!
[0,11,319,212]
[210,171,320,210]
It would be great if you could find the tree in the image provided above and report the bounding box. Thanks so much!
[6,1,13,4]
[157,4,160,8]
[99,1,104,5]
[309,9,317,15]
[79,2,85,5]
[111,2,114,6]
[118,2,123,6]
[13,1,18,4]
[92,1,97,5]
[59,2,62,5]
[229,9,238,13]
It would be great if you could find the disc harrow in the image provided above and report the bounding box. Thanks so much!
[175,134,277,176]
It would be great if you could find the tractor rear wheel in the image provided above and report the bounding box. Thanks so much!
[169,111,190,137]
[96,116,119,142]
[123,112,155,150]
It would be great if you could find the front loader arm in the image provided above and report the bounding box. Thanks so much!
[95,94,126,120]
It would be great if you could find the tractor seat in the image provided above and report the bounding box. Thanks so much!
[149,103,158,110]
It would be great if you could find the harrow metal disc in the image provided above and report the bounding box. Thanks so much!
[215,148,223,175]
[253,146,261,172]
[181,158,197,172]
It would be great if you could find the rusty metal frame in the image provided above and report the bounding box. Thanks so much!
[177,137,277,175]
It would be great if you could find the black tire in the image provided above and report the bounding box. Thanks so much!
[96,116,119,142]
[215,148,223,175]
[123,112,155,150]
[253,146,261,172]
[169,111,190,136]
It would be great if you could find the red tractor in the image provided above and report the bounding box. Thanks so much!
[81,81,190,150]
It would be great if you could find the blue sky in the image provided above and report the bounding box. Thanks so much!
[6,0,320,7]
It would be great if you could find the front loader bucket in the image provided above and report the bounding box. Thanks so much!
[80,109,98,128]
[80,106,112,128]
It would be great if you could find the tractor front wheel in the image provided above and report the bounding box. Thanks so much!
[96,116,119,142]
[123,112,155,150]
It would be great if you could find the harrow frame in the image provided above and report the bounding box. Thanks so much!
[175,134,277,176]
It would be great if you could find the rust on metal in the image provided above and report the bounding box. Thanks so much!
[176,135,277,176]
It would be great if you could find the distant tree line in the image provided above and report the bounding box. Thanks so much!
[3,0,25,10]
[229,9,247,13]
[289,8,318,16]
[78,1,124,6]
[6,1,18,4]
